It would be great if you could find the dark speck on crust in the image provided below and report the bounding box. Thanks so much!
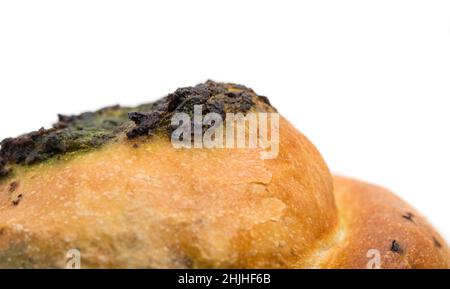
[402,212,414,222]
[12,193,22,206]
[390,240,404,254]
[433,237,442,249]
[176,256,194,269]
[9,181,19,193]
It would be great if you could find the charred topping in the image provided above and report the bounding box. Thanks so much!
[0,81,275,180]
[126,80,273,139]
[390,240,404,254]
[0,158,10,178]
[0,105,130,180]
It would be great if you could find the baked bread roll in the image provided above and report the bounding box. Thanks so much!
[0,81,448,268]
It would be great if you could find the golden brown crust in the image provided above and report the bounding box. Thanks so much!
[321,176,450,269]
[0,117,337,268]
[0,109,448,268]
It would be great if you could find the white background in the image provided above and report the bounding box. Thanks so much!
[1,1,449,242]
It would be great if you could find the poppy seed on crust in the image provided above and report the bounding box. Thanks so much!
[390,240,404,254]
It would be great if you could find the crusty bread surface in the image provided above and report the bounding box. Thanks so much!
[0,81,448,268]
